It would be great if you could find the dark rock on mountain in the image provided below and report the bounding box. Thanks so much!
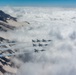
[0,10,30,32]
[0,37,5,41]
[0,10,28,75]
[0,10,17,32]
[0,10,17,22]
[0,37,17,44]
[0,26,7,32]
[0,37,10,43]
[0,22,15,29]
[0,65,6,73]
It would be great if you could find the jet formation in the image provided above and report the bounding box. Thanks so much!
[32,39,52,53]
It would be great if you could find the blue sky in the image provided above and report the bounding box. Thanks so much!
[0,0,76,6]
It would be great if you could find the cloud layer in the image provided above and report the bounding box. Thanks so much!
[2,7,76,75]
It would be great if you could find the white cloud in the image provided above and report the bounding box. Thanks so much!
[2,7,76,75]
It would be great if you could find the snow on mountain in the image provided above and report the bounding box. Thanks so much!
[0,7,76,75]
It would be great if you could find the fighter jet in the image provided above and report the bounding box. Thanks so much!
[32,40,36,42]
[34,49,39,53]
[48,40,52,42]
[39,43,43,47]
[45,44,48,46]
[33,44,37,47]
[42,39,46,42]
[37,39,40,42]
[41,49,45,52]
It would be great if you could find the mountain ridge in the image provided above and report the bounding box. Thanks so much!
[0,10,17,22]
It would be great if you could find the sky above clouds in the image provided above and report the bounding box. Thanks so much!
[0,0,76,7]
